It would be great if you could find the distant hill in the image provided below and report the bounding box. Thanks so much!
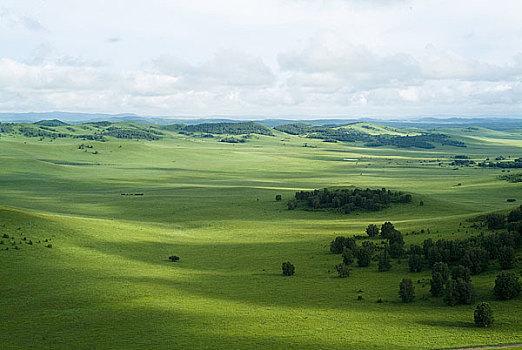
[34,119,69,127]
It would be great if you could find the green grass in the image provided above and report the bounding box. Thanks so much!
[1,125,521,349]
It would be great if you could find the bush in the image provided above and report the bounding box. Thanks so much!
[275,194,282,201]
[399,278,415,303]
[335,263,350,278]
[474,302,494,327]
[494,271,521,300]
[282,261,295,276]
[330,236,347,254]
[169,255,180,262]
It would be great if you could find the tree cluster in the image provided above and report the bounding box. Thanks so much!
[293,187,412,213]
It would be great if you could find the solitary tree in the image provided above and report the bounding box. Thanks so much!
[366,224,379,237]
[275,194,282,201]
[474,302,494,327]
[399,278,415,303]
[494,271,521,300]
[282,261,295,276]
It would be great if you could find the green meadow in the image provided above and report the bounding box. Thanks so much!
[1,123,521,349]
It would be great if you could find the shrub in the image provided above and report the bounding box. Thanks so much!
[494,271,521,300]
[399,278,415,303]
[282,261,295,276]
[474,302,494,327]
[169,255,180,262]
[335,263,350,278]
[330,236,347,254]
[275,194,282,201]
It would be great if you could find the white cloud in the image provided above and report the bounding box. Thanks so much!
[1,0,522,117]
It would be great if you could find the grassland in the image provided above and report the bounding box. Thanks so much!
[1,122,521,349]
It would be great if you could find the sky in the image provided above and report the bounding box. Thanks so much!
[1,0,522,119]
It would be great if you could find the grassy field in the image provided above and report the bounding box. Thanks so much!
[1,123,521,349]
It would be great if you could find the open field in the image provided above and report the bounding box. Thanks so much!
[1,123,521,349]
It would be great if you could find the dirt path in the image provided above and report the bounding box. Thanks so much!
[444,344,522,350]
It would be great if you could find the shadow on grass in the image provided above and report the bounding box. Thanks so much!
[418,320,475,329]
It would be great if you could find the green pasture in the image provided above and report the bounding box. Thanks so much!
[1,125,521,349]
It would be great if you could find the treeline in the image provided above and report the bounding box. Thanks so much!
[288,187,412,213]
[275,123,466,149]
[102,127,163,140]
[183,122,274,136]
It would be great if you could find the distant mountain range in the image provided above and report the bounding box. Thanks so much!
[0,111,521,130]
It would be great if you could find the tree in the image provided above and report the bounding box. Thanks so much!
[451,265,471,283]
[494,271,521,300]
[430,272,445,297]
[275,194,282,201]
[282,261,295,276]
[399,278,415,303]
[462,247,489,275]
[381,222,395,239]
[498,246,515,270]
[330,236,347,254]
[408,254,423,272]
[444,279,458,306]
[168,255,180,262]
[361,241,376,255]
[335,263,350,278]
[474,302,494,327]
[378,247,392,272]
[486,214,506,230]
[433,262,449,282]
[342,247,354,265]
[366,224,379,237]
[357,246,372,267]
[455,278,474,304]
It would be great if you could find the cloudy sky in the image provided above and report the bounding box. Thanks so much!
[1,0,522,118]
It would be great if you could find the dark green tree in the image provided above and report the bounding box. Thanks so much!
[430,272,445,297]
[330,236,347,254]
[486,214,506,230]
[408,254,423,272]
[378,247,392,272]
[275,194,282,201]
[455,278,474,304]
[444,279,458,306]
[451,265,471,283]
[335,263,350,278]
[380,222,395,239]
[366,224,379,237]
[462,247,489,275]
[342,247,354,265]
[494,271,521,300]
[399,278,415,303]
[474,302,494,327]
[357,246,372,267]
[432,262,449,282]
[282,261,295,276]
[498,246,515,270]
